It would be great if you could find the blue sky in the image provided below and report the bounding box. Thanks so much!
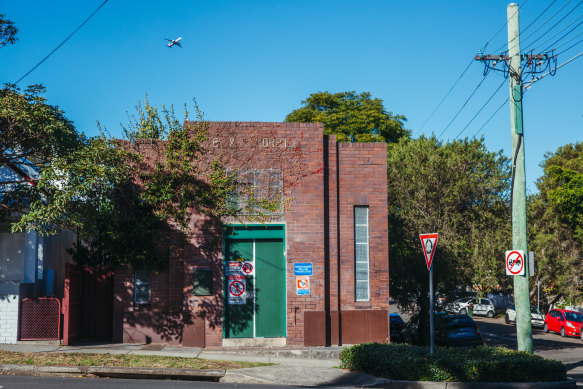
[2,1,582,192]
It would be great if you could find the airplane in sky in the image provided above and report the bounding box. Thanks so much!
[165,37,182,48]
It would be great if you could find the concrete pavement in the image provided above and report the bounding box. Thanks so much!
[0,342,577,388]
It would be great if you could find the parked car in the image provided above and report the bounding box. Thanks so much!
[444,298,473,315]
[543,309,583,338]
[445,298,496,318]
[402,313,483,347]
[389,313,405,342]
[505,306,545,328]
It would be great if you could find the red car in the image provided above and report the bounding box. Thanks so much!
[543,308,583,338]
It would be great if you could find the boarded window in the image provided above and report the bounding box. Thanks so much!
[354,206,370,301]
[134,270,151,305]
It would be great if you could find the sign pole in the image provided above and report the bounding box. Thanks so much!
[419,233,438,356]
[429,263,434,355]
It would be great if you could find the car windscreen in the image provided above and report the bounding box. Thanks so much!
[439,316,475,329]
[564,312,583,322]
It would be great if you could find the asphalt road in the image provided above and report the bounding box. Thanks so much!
[474,315,583,386]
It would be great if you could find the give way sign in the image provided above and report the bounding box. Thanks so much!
[419,233,439,270]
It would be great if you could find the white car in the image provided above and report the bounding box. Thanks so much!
[505,306,545,328]
[445,298,496,318]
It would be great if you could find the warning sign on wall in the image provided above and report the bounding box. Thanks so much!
[228,275,246,304]
[296,276,310,295]
[226,262,243,276]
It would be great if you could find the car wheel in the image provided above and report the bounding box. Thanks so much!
[505,314,510,324]
[560,327,566,337]
[487,310,495,318]
[460,308,467,315]
[543,323,549,333]
[580,329,583,341]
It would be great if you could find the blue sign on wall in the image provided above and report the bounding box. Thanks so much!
[294,263,313,276]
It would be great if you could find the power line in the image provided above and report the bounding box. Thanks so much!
[471,97,508,138]
[539,12,583,52]
[454,78,506,140]
[554,29,583,51]
[437,74,489,139]
[524,49,583,90]
[558,35,583,55]
[523,0,583,51]
[419,2,525,132]
[14,0,110,85]
[492,0,552,53]
[419,59,475,131]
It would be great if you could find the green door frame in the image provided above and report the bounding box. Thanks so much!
[223,224,286,338]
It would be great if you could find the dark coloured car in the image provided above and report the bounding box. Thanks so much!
[402,313,483,347]
[544,309,583,338]
[389,313,405,342]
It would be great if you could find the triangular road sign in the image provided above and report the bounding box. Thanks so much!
[419,233,439,270]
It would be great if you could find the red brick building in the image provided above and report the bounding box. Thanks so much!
[112,122,389,348]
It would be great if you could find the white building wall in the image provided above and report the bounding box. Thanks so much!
[0,282,20,344]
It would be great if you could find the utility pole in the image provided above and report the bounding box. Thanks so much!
[475,3,556,353]
[506,2,532,353]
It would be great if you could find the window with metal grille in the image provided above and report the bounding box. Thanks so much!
[134,270,151,305]
[354,206,370,301]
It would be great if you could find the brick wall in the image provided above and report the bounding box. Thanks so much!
[113,122,389,347]
[0,282,20,344]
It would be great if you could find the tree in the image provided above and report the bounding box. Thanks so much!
[285,91,410,143]
[0,84,80,170]
[387,136,511,342]
[528,142,583,307]
[1,87,277,271]
[0,14,18,48]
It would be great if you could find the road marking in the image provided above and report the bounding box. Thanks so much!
[481,332,516,342]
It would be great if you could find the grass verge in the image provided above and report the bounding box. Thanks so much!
[340,343,567,382]
[0,351,269,370]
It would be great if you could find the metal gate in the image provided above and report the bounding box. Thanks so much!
[20,297,61,340]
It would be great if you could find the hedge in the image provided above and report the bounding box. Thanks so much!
[339,343,567,382]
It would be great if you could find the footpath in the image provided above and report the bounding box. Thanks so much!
[0,342,578,388]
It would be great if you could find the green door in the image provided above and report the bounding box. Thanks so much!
[255,239,285,337]
[224,239,254,338]
[224,234,285,338]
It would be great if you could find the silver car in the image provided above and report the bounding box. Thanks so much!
[445,298,496,318]
[505,306,545,328]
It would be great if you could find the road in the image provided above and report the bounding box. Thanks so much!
[474,316,583,385]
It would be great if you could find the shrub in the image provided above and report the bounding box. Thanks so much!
[339,343,567,382]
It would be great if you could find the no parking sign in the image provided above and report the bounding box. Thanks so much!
[505,250,525,276]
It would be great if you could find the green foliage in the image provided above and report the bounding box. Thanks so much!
[285,91,410,143]
[528,142,583,305]
[0,84,80,167]
[340,343,567,382]
[122,95,167,140]
[0,14,18,48]
[387,136,511,316]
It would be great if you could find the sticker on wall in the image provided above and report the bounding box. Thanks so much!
[296,276,310,295]
[228,275,246,304]
[294,263,313,276]
[242,261,254,275]
[225,262,243,276]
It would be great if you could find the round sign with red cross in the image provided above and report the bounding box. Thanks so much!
[229,280,245,296]
[506,250,525,275]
